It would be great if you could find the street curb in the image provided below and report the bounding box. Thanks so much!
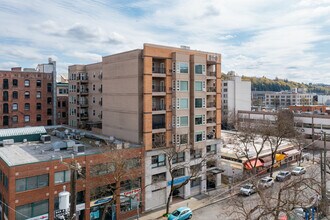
[193,192,239,212]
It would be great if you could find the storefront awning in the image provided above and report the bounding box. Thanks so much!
[244,159,264,170]
[283,149,300,157]
[207,168,225,174]
[276,154,286,161]
[260,156,273,166]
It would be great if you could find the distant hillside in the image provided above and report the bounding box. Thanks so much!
[222,73,330,94]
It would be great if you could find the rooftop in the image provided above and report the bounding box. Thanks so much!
[0,126,141,167]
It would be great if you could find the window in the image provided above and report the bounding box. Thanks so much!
[62,101,66,107]
[180,134,188,145]
[47,108,52,115]
[195,98,205,108]
[24,91,30,99]
[47,97,52,104]
[62,112,66,118]
[54,170,70,184]
[195,81,203,91]
[173,152,185,164]
[179,98,188,109]
[179,81,188,91]
[24,103,30,111]
[195,115,205,125]
[36,114,41,122]
[179,62,189,73]
[3,79,8,89]
[3,116,9,126]
[195,64,205,74]
[223,82,227,87]
[36,103,41,110]
[152,172,166,183]
[93,110,96,116]
[36,80,41,87]
[12,103,18,111]
[191,164,202,173]
[93,97,95,103]
[91,163,115,176]
[179,116,188,127]
[13,91,18,99]
[47,83,52,92]
[93,84,95,91]
[3,91,8,101]
[195,131,205,142]
[151,154,166,168]
[57,101,61,108]
[173,168,185,178]
[36,91,41,99]
[190,149,202,159]
[16,200,49,220]
[16,174,49,192]
[24,80,30,87]
[3,103,8,113]
[224,88,227,92]
[12,115,18,123]
[13,79,18,87]
[24,115,30,122]
[191,177,201,188]
[207,144,216,154]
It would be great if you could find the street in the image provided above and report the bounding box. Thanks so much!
[193,162,323,220]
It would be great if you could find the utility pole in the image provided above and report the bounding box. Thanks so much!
[320,132,327,217]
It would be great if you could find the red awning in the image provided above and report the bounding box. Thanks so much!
[244,159,264,170]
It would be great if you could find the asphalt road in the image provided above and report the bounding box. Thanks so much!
[192,163,324,220]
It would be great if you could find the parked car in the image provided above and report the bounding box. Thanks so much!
[276,171,291,182]
[258,177,274,188]
[292,166,306,175]
[240,183,256,196]
[168,207,192,220]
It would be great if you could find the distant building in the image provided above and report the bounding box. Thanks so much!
[222,71,251,128]
[289,105,326,114]
[317,95,330,106]
[0,59,56,128]
[56,82,68,125]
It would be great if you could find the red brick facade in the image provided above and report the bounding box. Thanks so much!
[0,68,54,128]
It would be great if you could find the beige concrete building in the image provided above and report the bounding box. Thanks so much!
[68,43,222,211]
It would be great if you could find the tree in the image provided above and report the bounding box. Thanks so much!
[88,143,143,220]
[162,145,217,215]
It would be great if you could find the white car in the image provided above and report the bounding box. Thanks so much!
[292,167,306,176]
[258,177,274,188]
[240,184,256,196]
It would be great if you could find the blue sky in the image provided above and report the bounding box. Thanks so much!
[0,0,329,83]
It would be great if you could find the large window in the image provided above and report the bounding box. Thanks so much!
[36,103,42,110]
[47,83,52,92]
[3,91,8,101]
[54,170,70,184]
[16,174,49,192]
[24,103,30,111]
[172,152,185,164]
[152,172,166,183]
[195,131,205,142]
[191,177,201,188]
[173,168,185,178]
[36,114,42,122]
[24,80,30,87]
[195,64,205,74]
[16,200,48,220]
[12,79,18,87]
[91,163,115,176]
[190,149,202,159]
[179,62,189,73]
[36,91,41,99]
[195,81,203,91]
[195,115,205,125]
[179,98,188,109]
[24,91,30,99]
[36,80,41,87]
[12,115,18,123]
[180,134,188,145]
[151,154,166,168]
[13,91,18,99]
[24,115,30,122]
[195,98,205,108]
[179,116,189,127]
[12,103,18,111]
[179,81,188,91]
[3,79,8,89]
[207,144,216,154]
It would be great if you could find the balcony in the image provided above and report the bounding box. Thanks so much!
[77,89,89,95]
[152,104,166,113]
[207,71,216,78]
[152,132,166,149]
[78,76,88,83]
[207,102,216,108]
[78,113,88,119]
[77,101,88,107]
[152,85,166,92]
[152,122,166,130]
[152,67,166,74]
[207,87,216,93]
[207,117,216,124]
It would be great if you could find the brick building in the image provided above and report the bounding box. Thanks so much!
[0,59,57,128]
[0,126,144,220]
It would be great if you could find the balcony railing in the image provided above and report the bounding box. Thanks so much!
[77,101,88,106]
[152,141,166,149]
[78,113,88,118]
[152,67,166,74]
[152,122,166,129]
[207,133,215,140]
[207,102,216,108]
[152,86,166,92]
[207,117,216,123]
[78,76,88,81]
[152,104,166,111]
[207,71,216,77]
[207,87,216,92]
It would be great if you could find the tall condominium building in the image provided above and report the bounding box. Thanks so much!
[69,43,222,211]
[0,59,57,128]
[222,71,251,128]
[56,82,68,125]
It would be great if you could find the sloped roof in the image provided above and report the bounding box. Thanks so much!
[0,126,46,138]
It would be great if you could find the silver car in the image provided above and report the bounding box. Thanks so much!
[258,177,274,188]
[240,184,256,196]
[292,167,306,176]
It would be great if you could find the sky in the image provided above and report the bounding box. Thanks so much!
[0,0,330,84]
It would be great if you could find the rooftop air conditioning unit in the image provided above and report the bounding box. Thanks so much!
[73,144,85,155]
[3,139,14,146]
[41,135,51,143]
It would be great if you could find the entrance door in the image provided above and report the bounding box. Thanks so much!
[207,174,216,190]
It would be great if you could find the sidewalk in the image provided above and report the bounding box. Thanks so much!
[138,186,232,220]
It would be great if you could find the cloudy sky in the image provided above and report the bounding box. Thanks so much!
[0,0,329,83]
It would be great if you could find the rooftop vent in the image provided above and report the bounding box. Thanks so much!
[180,45,190,50]
[41,135,51,143]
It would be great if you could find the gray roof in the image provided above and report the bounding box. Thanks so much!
[0,126,46,138]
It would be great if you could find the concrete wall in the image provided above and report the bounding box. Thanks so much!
[102,50,143,143]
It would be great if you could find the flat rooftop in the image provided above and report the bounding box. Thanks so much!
[0,127,141,167]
